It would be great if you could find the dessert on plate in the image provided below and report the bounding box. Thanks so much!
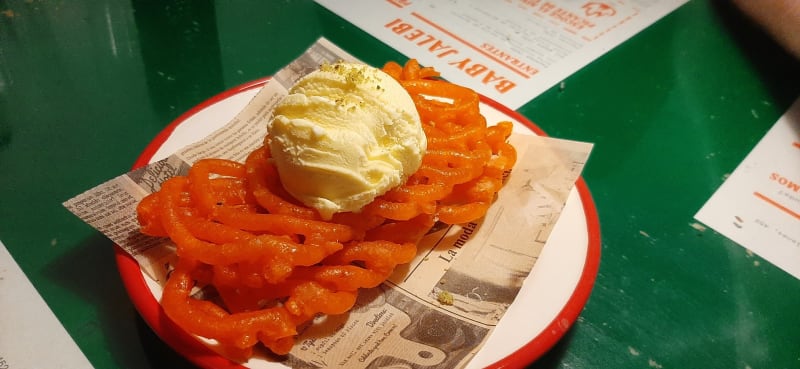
[135,59,518,361]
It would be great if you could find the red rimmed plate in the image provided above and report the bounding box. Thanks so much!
[116,77,600,369]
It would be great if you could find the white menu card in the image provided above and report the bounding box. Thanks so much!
[315,0,688,109]
[0,241,94,368]
[696,98,800,279]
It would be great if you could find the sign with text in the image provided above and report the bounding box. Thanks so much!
[315,0,688,109]
[696,98,800,279]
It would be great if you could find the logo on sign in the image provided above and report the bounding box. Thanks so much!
[582,2,616,17]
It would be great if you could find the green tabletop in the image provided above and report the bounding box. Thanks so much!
[1,1,798,368]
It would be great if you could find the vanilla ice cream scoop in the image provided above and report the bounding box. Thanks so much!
[266,62,426,220]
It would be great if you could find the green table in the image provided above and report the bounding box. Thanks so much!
[2,1,798,368]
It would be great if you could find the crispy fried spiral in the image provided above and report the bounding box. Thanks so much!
[136,59,516,361]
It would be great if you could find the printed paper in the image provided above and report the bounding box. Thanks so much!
[315,0,688,109]
[695,98,800,279]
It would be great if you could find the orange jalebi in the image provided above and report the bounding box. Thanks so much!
[136,59,517,361]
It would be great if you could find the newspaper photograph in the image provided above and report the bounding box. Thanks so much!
[63,37,593,368]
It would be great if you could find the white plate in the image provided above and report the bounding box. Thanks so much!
[116,78,601,369]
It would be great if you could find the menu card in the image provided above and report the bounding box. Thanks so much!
[0,241,94,369]
[695,98,800,279]
[315,0,688,109]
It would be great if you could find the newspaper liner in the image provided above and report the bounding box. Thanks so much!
[63,38,593,369]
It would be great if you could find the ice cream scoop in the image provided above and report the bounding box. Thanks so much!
[266,61,426,220]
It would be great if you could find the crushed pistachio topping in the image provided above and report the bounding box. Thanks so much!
[320,61,383,90]
[437,290,454,305]
[317,62,385,111]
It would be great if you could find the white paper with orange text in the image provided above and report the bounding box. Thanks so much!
[63,38,594,369]
[315,0,688,109]
[695,98,800,280]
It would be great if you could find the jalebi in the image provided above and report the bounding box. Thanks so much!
[136,59,517,361]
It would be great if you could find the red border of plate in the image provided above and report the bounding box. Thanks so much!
[115,77,601,369]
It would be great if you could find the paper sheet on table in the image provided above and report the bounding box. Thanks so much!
[0,241,94,369]
[695,98,800,280]
[315,0,688,109]
[63,38,593,368]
